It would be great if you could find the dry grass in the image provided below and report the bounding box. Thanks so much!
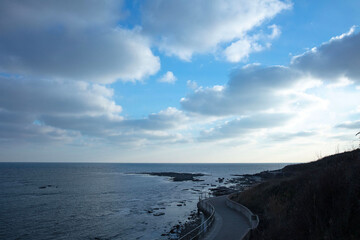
[234,149,360,240]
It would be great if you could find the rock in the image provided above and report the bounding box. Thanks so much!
[138,172,205,182]
[217,177,225,183]
[39,185,57,189]
[192,178,205,182]
[153,212,165,216]
[209,186,236,196]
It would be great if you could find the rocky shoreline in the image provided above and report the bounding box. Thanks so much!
[139,172,205,182]
[208,169,282,196]
[142,169,285,239]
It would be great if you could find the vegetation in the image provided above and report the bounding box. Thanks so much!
[231,149,360,240]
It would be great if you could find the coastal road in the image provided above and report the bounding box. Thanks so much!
[203,195,251,240]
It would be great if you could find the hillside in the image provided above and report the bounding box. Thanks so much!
[231,149,360,240]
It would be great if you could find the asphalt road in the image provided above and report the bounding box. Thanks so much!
[203,195,251,240]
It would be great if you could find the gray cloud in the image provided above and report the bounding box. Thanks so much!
[199,113,293,141]
[0,76,122,115]
[181,65,303,116]
[0,0,123,30]
[0,77,187,145]
[291,27,360,82]
[141,0,291,60]
[0,0,160,83]
[124,108,188,131]
[107,132,187,147]
[335,120,360,129]
[0,109,78,143]
[39,109,188,147]
[40,107,187,137]
[0,76,121,142]
[269,131,316,142]
[40,114,187,146]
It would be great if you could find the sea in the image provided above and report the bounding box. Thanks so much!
[0,163,288,240]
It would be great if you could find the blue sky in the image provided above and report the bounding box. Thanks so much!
[114,0,360,117]
[1,0,360,163]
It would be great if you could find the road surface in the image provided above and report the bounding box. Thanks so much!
[203,195,251,240]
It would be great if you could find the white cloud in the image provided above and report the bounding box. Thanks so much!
[224,25,281,62]
[141,0,291,60]
[186,80,198,90]
[0,0,160,83]
[268,24,281,39]
[158,71,177,84]
[224,38,263,62]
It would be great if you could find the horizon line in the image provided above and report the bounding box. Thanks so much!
[0,161,302,164]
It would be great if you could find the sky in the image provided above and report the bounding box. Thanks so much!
[1,0,360,163]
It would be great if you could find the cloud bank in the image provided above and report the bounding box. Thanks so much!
[0,76,187,145]
[0,0,160,83]
[1,1,360,158]
[181,28,360,142]
[182,28,360,117]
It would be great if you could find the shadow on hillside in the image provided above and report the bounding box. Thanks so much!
[231,149,360,240]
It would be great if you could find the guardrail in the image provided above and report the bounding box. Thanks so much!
[178,193,258,240]
[178,198,215,240]
[226,194,259,239]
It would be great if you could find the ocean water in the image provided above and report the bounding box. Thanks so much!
[0,163,287,240]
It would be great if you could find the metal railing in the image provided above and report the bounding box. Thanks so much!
[178,197,215,240]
